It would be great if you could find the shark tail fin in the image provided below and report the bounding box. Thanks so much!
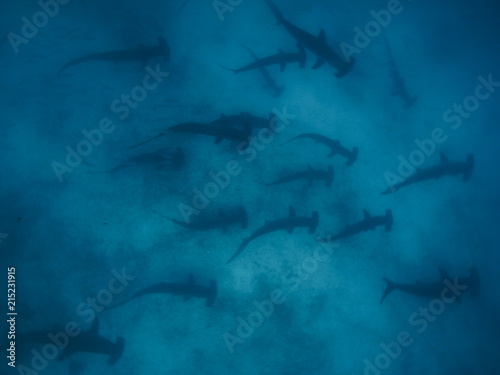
[463,154,474,181]
[469,267,480,297]
[380,278,396,304]
[206,280,218,307]
[346,147,359,166]
[309,211,319,234]
[219,64,239,73]
[280,136,298,146]
[264,0,284,24]
[384,209,393,232]
[108,337,125,365]
[326,165,334,187]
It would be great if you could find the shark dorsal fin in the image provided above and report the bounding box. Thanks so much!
[440,152,449,164]
[318,29,326,42]
[90,318,99,334]
[363,209,371,220]
[289,206,296,217]
[187,274,195,284]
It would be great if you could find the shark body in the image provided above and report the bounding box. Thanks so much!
[382,153,474,194]
[281,133,358,165]
[317,209,392,242]
[227,207,319,263]
[264,0,354,77]
[59,36,170,73]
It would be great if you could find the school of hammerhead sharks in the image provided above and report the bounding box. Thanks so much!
[17,0,480,369]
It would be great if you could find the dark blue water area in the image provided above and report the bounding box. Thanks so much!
[0,0,499,374]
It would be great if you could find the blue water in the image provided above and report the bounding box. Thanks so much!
[1,0,499,374]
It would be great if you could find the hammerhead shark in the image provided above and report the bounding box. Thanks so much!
[127,113,272,149]
[169,122,252,146]
[224,44,307,74]
[240,45,285,97]
[264,165,334,187]
[20,319,124,365]
[382,153,474,194]
[59,319,124,364]
[107,275,218,308]
[58,36,170,74]
[380,268,480,303]
[264,0,354,77]
[96,148,184,173]
[156,206,248,231]
[317,209,392,243]
[384,36,416,108]
[227,206,319,263]
[281,133,358,165]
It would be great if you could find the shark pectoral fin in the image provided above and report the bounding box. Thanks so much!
[289,206,296,217]
[439,152,449,164]
[312,58,325,70]
[363,209,371,220]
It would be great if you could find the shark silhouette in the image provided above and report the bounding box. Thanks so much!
[20,319,124,365]
[224,44,307,74]
[264,165,334,187]
[264,0,354,77]
[169,122,252,146]
[157,206,248,231]
[380,268,480,303]
[384,36,416,108]
[227,206,319,264]
[95,148,184,173]
[317,209,392,242]
[59,36,170,73]
[107,275,217,309]
[128,113,276,149]
[281,133,358,165]
[59,319,124,365]
[382,153,474,194]
[239,45,285,97]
